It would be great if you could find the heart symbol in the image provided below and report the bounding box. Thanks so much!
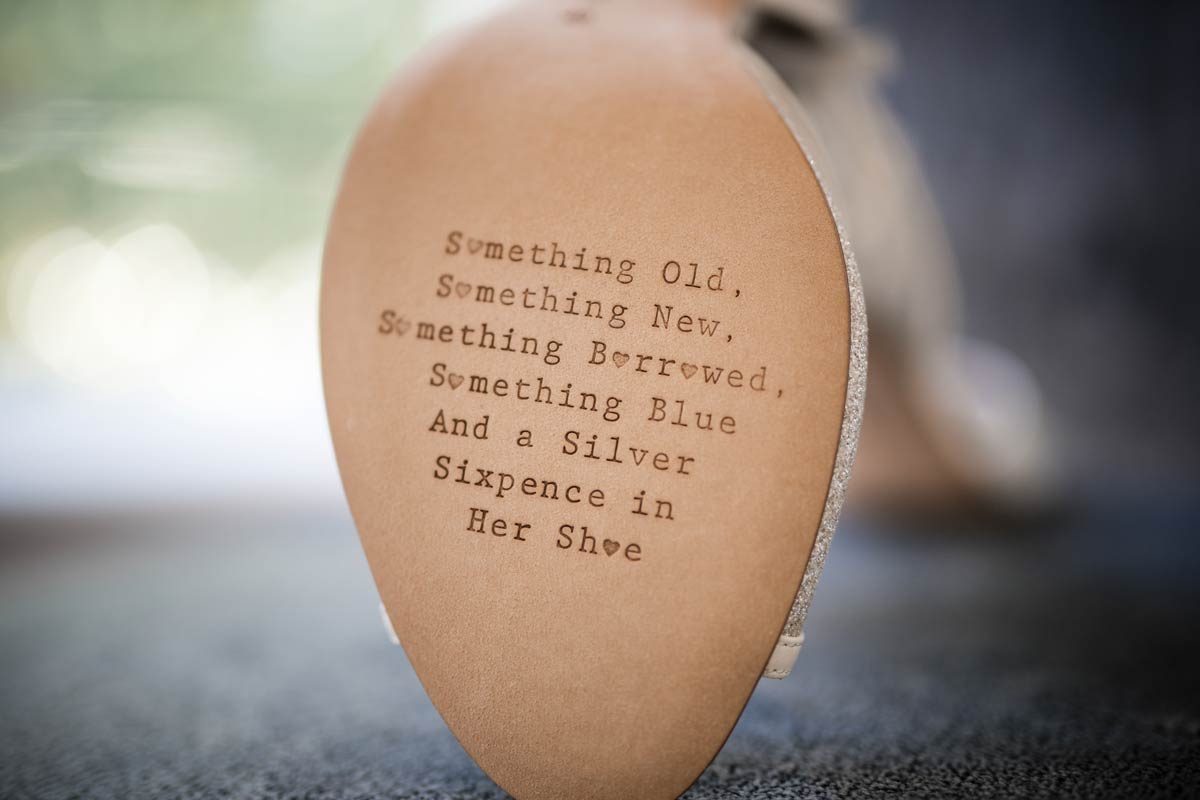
[679,363,697,379]
[602,539,620,557]
[612,352,630,368]
[448,374,464,390]
[467,238,484,254]
[395,317,411,336]
[455,282,472,298]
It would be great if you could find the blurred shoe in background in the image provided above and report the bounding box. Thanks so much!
[747,0,1060,517]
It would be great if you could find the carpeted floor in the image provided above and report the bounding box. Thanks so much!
[2,489,1198,799]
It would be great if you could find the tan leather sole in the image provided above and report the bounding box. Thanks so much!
[321,2,865,797]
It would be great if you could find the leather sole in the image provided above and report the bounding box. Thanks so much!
[321,3,865,797]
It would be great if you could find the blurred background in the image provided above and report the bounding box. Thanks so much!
[1,0,446,515]
[2,1,1198,797]
[2,0,1197,516]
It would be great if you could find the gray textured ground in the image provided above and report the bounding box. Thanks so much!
[2,491,1198,799]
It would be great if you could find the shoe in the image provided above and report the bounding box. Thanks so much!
[748,1,1059,517]
[321,2,865,797]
